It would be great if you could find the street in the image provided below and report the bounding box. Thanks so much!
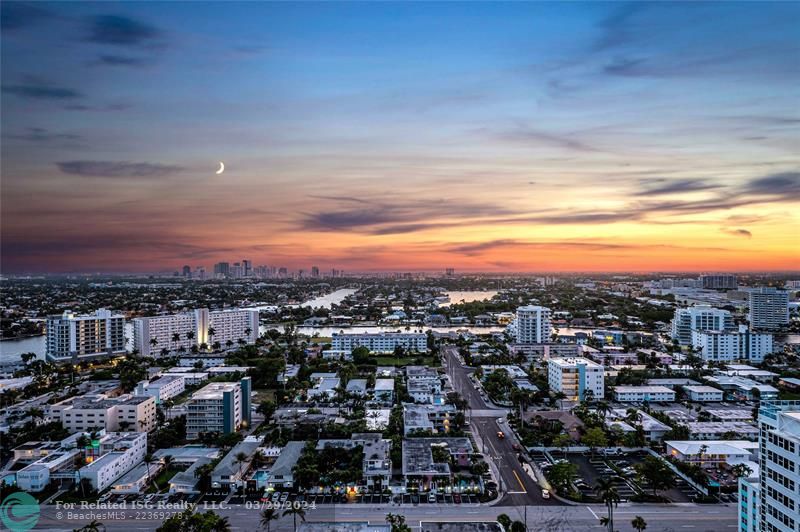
[442,345,553,506]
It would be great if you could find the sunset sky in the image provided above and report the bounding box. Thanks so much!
[2,2,798,273]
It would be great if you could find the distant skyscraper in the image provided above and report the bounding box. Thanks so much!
[278,267,288,278]
[515,305,552,344]
[311,266,320,278]
[213,262,230,277]
[445,268,455,276]
[182,265,191,278]
[749,287,789,331]
[700,274,738,290]
[242,259,252,277]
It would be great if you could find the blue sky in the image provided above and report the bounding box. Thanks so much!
[1,2,798,272]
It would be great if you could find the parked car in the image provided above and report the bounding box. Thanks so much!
[541,489,551,499]
[428,493,437,503]
[497,431,505,439]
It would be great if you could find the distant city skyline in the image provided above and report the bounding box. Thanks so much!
[2,2,798,273]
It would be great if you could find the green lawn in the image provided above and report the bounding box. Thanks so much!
[371,356,435,367]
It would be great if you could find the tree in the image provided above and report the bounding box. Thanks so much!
[582,427,608,458]
[497,514,512,531]
[283,505,306,532]
[21,352,36,365]
[731,463,753,479]
[548,461,578,492]
[74,519,104,532]
[234,451,249,480]
[144,453,158,489]
[509,522,526,532]
[595,477,621,532]
[631,515,647,532]
[352,346,371,364]
[552,433,572,453]
[636,456,676,497]
[260,509,279,532]
[385,513,412,532]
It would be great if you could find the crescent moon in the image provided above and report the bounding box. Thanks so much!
[216,161,225,174]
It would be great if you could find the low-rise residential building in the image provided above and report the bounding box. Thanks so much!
[135,375,185,405]
[16,449,80,492]
[47,394,157,433]
[212,439,261,491]
[331,332,427,353]
[684,385,724,402]
[686,421,759,440]
[345,379,368,397]
[402,438,473,490]
[547,357,604,401]
[665,440,758,464]
[307,376,341,401]
[373,379,395,405]
[79,432,148,492]
[613,386,676,403]
[646,378,700,389]
[706,376,779,400]
[267,441,306,489]
[186,377,251,439]
[606,408,671,442]
[403,403,457,435]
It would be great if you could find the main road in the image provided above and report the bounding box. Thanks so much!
[442,345,552,507]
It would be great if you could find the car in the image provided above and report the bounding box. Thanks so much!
[512,443,521,451]
[541,489,551,499]
[280,493,289,503]
[497,431,505,439]
[428,493,437,503]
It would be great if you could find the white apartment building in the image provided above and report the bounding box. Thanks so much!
[547,357,604,402]
[47,394,156,433]
[684,385,724,402]
[330,332,427,353]
[135,375,186,405]
[749,287,790,331]
[46,309,126,363]
[16,449,80,492]
[670,306,735,345]
[133,308,259,357]
[740,401,800,532]
[515,305,552,344]
[613,386,676,403]
[186,378,250,440]
[79,432,148,492]
[692,325,773,363]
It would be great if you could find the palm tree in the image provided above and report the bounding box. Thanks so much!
[150,338,159,349]
[208,327,216,344]
[233,451,249,480]
[160,347,169,357]
[74,519,105,532]
[226,339,234,349]
[211,516,232,532]
[595,477,621,532]
[171,332,181,350]
[260,508,279,532]
[631,515,647,532]
[283,505,306,532]
[20,352,36,365]
[162,454,174,471]
[144,453,157,489]
[244,327,252,338]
